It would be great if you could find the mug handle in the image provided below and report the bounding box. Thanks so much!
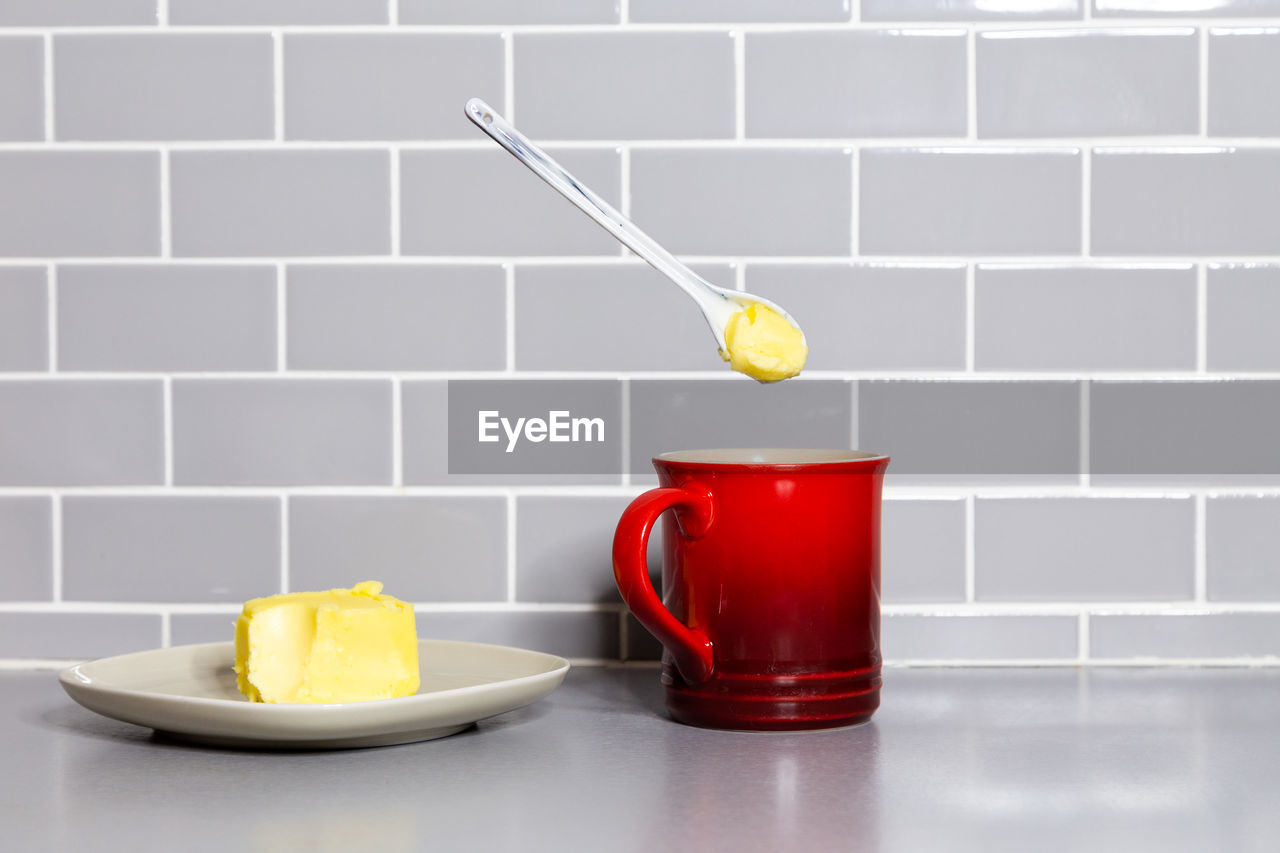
[612,485,716,685]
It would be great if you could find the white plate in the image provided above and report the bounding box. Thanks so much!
[59,639,570,749]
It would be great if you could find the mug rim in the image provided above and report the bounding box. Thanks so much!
[653,448,889,467]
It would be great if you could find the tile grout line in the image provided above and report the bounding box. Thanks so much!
[1196,262,1208,372]
[158,0,168,26]
[619,0,629,25]
[388,0,398,27]
[161,612,172,648]
[504,32,515,120]
[1077,612,1090,663]
[279,496,290,593]
[734,261,746,292]
[163,377,173,486]
[964,263,976,371]
[8,600,1280,616]
[42,33,53,141]
[273,32,284,141]
[1194,493,1208,602]
[619,611,630,661]
[964,494,976,603]
[275,263,287,370]
[1199,25,1209,136]
[7,135,1280,152]
[1080,380,1091,487]
[506,494,518,603]
[734,29,745,140]
[11,19,1280,35]
[505,263,516,371]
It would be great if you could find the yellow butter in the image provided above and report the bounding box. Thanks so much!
[233,581,420,704]
[721,301,808,383]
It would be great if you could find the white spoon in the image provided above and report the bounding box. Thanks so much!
[463,98,805,361]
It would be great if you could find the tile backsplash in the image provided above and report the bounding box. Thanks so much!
[1,1,1278,667]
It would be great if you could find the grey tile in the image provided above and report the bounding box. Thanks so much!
[0,380,163,486]
[747,31,966,138]
[515,33,733,140]
[58,265,276,372]
[0,1,156,25]
[287,265,506,370]
[624,612,665,661]
[289,497,507,602]
[401,380,624,486]
[1091,381,1280,484]
[514,263,735,372]
[883,614,1078,662]
[863,0,1080,20]
[516,495,639,604]
[631,0,850,20]
[0,37,42,141]
[1092,149,1280,256]
[0,152,160,258]
[400,0,618,23]
[0,613,161,659]
[284,34,502,141]
[860,149,1081,255]
[858,381,1080,485]
[976,498,1194,601]
[173,379,392,486]
[170,613,238,646]
[401,149,622,256]
[1094,0,1280,16]
[54,34,272,141]
[745,264,966,371]
[881,499,966,604]
[1210,30,1280,139]
[1091,614,1280,659]
[977,30,1198,138]
[62,497,280,603]
[169,0,386,24]
[416,610,619,660]
[171,151,390,257]
[629,380,853,479]
[1208,265,1280,371]
[975,265,1197,371]
[630,150,852,256]
[0,267,47,371]
[1207,497,1280,601]
[0,497,53,601]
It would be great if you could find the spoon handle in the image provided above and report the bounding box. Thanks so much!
[464,99,728,313]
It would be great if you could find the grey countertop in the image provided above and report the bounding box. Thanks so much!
[6,666,1278,852]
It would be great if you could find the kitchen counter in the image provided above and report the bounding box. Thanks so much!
[4,666,1278,852]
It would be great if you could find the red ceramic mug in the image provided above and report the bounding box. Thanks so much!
[613,449,890,731]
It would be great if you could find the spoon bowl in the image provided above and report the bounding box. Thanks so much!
[463,98,805,360]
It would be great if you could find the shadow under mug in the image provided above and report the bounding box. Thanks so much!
[613,448,890,731]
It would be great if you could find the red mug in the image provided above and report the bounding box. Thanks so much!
[613,449,890,731]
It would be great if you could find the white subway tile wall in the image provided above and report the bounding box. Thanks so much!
[2,2,1278,666]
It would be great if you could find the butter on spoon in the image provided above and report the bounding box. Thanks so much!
[464,98,808,383]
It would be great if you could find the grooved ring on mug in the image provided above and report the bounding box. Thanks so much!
[612,485,716,685]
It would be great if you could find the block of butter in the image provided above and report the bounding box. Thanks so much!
[234,581,420,704]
